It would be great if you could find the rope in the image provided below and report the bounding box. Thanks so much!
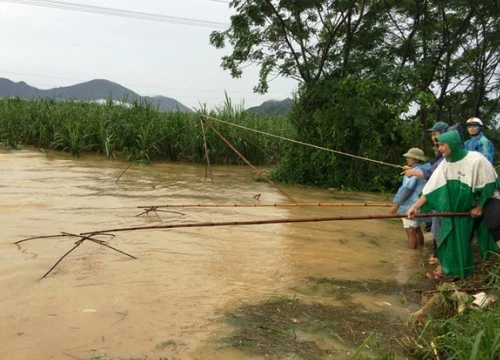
[201,114,403,169]
[202,117,297,203]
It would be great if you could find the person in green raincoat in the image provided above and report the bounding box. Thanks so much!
[406,130,499,279]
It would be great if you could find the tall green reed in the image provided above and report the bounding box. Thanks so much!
[0,97,291,166]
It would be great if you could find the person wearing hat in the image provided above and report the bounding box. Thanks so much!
[407,130,499,279]
[388,148,427,249]
[403,121,459,181]
[401,121,462,264]
[427,121,449,140]
[464,117,500,251]
[464,117,494,164]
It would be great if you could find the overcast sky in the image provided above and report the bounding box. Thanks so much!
[0,0,298,110]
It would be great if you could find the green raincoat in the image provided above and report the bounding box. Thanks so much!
[422,130,499,278]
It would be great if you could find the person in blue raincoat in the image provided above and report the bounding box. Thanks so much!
[388,148,427,249]
[464,117,494,164]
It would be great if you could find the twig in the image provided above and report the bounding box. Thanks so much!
[115,121,198,183]
[136,207,186,222]
[62,353,86,360]
[86,237,136,259]
[112,310,129,324]
[115,161,134,183]
[61,232,135,258]
[16,231,134,280]
[14,233,78,247]
[199,116,214,182]
[39,239,85,280]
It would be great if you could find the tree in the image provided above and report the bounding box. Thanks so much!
[211,0,500,189]
[210,0,391,93]
[386,0,500,138]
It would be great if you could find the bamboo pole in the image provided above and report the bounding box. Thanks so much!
[115,121,198,183]
[202,117,297,203]
[137,202,394,209]
[199,116,214,183]
[83,212,470,236]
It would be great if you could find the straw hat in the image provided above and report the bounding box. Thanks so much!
[403,148,426,161]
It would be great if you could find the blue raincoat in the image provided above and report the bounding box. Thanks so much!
[464,131,495,164]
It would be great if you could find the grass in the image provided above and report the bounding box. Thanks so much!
[0,97,293,164]
[403,253,500,359]
[220,297,405,359]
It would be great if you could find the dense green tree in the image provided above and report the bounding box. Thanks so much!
[210,0,392,92]
[274,75,415,191]
[211,1,500,189]
[386,0,500,138]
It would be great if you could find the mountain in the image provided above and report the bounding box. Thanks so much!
[0,78,40,98]
[246,98,293,116]
[0,78,192,112]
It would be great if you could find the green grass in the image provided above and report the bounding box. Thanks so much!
[409,263,500,359]
[0,97,293,165]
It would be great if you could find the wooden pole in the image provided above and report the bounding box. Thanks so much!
[115,121,198,183]
[137,202,394,209]
[83,212,470,236]
[199,116,214,183]
[202,117,297,203]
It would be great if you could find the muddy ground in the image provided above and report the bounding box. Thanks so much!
[219,277,420,359]
[217,245,500,360]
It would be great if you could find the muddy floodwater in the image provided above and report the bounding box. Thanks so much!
[0,149,426,360]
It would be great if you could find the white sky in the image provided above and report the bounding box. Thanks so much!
[0,0,298,110]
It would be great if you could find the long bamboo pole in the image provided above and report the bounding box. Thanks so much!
[202,117,297,203]
[82,212,470,236]
[137,202,394,209]
[199,116,214,183]
[115,121,198,183]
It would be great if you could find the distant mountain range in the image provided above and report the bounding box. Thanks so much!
[0,78,192,112]
[0,77,293,115]
[247,98,293,116]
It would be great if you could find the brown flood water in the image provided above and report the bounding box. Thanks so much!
[0,149,424,360]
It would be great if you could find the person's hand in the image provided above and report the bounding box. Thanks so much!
[402,165,411,171]
[407,206,417,219]
[388,204,399,215]
[400,169,414,177]
[470,205,483,218]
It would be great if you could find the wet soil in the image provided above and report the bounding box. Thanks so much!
[220,278,416,359]
[217,245,500,360]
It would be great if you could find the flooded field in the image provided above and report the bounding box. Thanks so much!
[0,149,428,359]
